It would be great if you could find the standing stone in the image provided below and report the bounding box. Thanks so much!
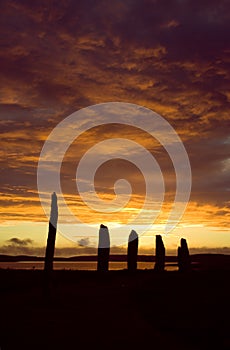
[97,224,110,272]
[154,235,165,272]
[127,230,138,272]
[44,192,58,275]
[178,238,191,272]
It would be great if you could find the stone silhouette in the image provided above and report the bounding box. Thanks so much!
[127,230,138,271]
[178,238,191,272]
[44,192,58,277]
[97,224,110,272]
[154,235,165,272]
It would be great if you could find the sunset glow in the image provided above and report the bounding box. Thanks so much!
[0,0,229,256]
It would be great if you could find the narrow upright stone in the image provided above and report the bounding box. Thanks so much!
[127,230,138,272]
[154,235,165,272]
[97,224,110,272]
[178,238,191,272]
[44,192,58,274]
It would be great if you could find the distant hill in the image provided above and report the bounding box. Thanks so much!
[0,254,158,262]
[1,253,230,270]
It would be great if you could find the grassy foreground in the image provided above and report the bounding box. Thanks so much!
[0,269,230,350]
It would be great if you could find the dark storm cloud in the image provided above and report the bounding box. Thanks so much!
[1,0,229,117]
[1,238,35,254]
[6,237,33,246]
[115,0,230,58]
[0,239,97,257]
[77,237,90,247]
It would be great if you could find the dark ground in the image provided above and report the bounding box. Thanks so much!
[0,269,230,350]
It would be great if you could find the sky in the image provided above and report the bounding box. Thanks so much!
[0,0,230,256]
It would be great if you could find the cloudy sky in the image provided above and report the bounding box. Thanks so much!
[0,0,229,256]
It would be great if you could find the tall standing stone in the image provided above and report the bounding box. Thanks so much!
[154,235,165,272]
[178,238,191,272]
[97,224,110,272]
[44,192,58,275]
[127,230,138,271]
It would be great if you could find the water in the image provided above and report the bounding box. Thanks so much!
[0,261,178,271]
